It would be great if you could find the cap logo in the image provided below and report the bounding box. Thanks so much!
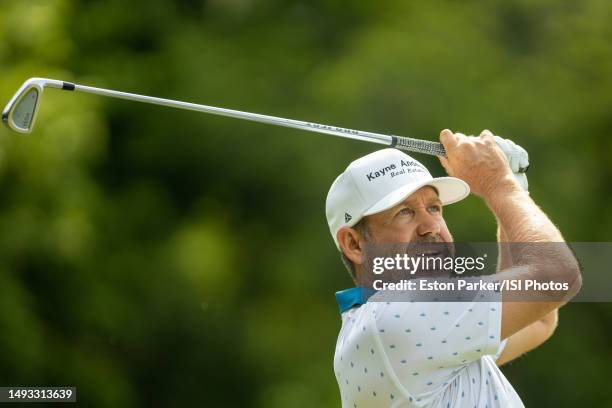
[366,160,426,182]
[366,163,396,181]
[345,213,352,223]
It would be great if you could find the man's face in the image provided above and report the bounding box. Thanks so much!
[364,186,453,243]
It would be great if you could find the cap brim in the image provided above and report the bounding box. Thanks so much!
[363,177,470,216]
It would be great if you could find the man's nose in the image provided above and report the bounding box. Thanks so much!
[416,211,441,237]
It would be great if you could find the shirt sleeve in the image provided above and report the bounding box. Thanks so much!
[492,338,508,360]
[373,290,503,371]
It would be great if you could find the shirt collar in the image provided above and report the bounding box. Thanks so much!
[335,287,376,314]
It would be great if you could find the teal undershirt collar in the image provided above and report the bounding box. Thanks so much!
[335,287,376,314]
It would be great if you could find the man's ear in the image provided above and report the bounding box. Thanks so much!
[337,226,364,266]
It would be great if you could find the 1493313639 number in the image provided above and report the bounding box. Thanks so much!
[1,387,76,402]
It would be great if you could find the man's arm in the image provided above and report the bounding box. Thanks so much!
[439,129,582,340]
[496,306,558,365]
[496,225,559,365]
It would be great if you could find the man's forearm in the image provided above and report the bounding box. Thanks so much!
[486,175,580,292]
[486,175,564,243]
[490,184,574,339]
[498,224,560,327]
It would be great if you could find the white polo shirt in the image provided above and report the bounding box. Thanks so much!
[333,288,524,407]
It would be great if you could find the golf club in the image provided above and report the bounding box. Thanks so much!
[2,77,528,172]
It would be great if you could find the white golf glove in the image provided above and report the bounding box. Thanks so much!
[493,136,529,191]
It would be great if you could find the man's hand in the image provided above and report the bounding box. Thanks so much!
[438,129,520,198]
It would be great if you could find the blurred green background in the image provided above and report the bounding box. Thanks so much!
[1,0,611,406]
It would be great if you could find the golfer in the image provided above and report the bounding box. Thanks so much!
[326,129,582,407]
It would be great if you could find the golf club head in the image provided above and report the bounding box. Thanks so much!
[1,78,46,133]
[2,78,68,133]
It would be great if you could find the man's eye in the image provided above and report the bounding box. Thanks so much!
[398,208,414,216]
[428,205,442,213]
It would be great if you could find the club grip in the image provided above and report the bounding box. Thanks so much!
[391,135,446,156]
[391,135,528,173]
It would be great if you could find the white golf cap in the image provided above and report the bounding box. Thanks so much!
[325,148,470,248]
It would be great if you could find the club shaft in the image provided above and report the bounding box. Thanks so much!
[72,83,446,156]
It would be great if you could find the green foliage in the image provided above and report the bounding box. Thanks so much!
[0,0,610,406]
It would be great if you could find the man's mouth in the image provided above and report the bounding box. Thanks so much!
[419,249,441,256]
[418,249,448,258]
[411,243,452,258]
